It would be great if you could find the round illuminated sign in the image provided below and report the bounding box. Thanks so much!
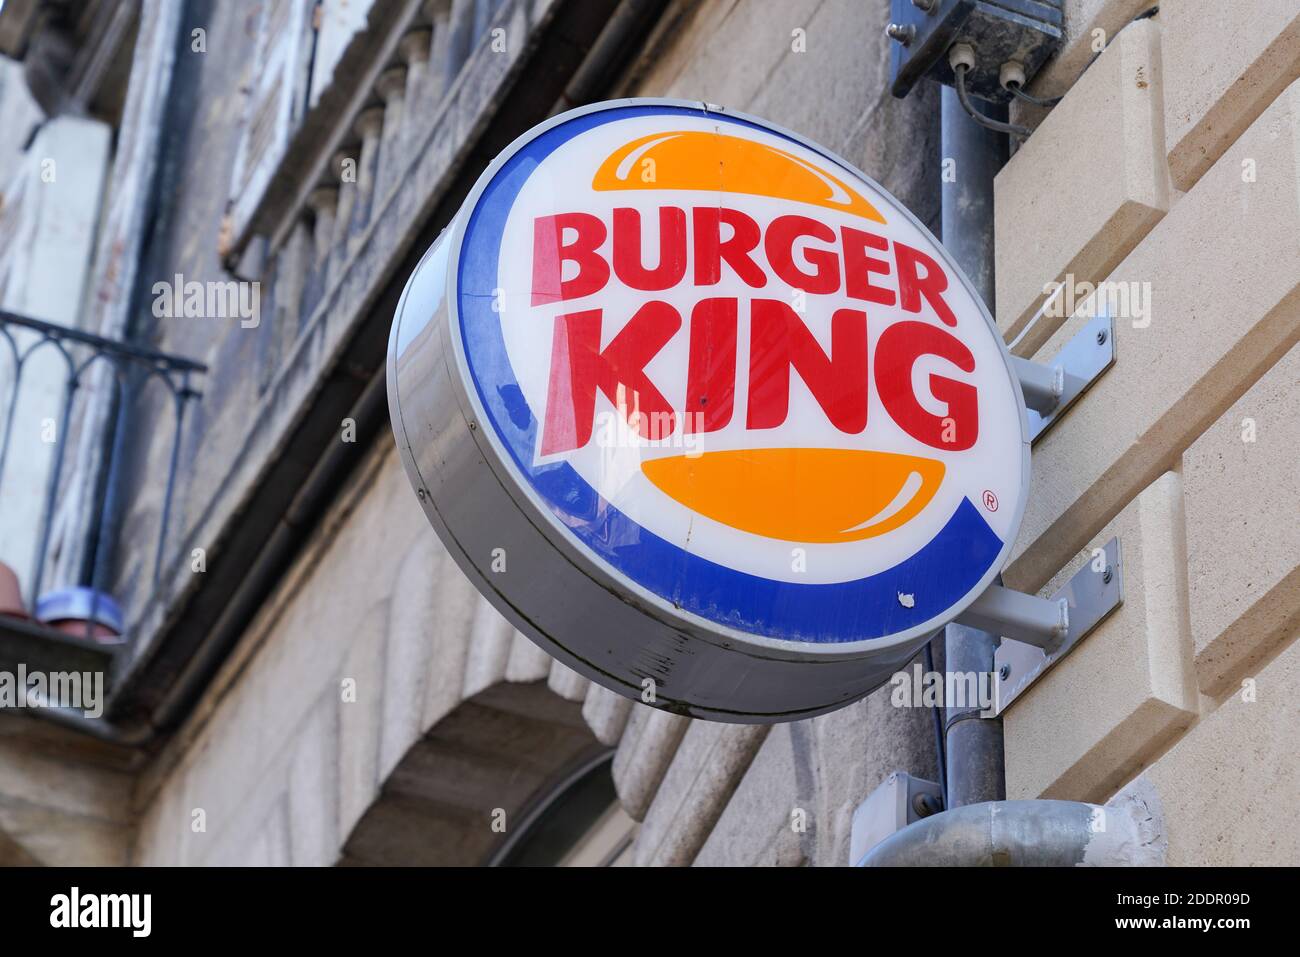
[388,99,1029,722]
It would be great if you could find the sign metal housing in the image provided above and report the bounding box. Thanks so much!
[388,99,1032,722]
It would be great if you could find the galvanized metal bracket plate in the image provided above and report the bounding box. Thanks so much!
[991,536,1123,715]
[888,0,1064,103]
[850,772,944,866]
[1021,310,1115,444]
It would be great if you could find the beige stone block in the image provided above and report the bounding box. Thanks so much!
[197,748,293,866]
[0,732,132,823]
[582,682,634,746]
[1005,81,1300,595]
[1005,472,1199,803]
[504,630,551,683]
[1163,2,1300,191]
[632,722,768,866]
[996,17,1169,351]
[630,0,823,111]
[287,693,340,866]
[1031,1,1160,98]
[1117,632,1300,865]
[693,724,806,867]
[132,779,185,866]
[1182,343,1300,696]
[419,550,477,730]
[611,705,689,821]
[335,599,388,842]
[460,594,514,699]
[247,797,292,867]
[547,659,590,702]
[172,681,274,860]
[378,534,440,780]
[0,803,128,866]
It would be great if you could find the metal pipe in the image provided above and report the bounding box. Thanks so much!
[30,376,78,604]
[151,386,189,588]
[0,309,206,371]
[943,622,1005,806]
[1010,354,1063,414]
[861,799,1165,867]
[940,84,1008,808]
[940,87,1005,305]
[551,0,666,115]
[85,368,130,594]
[955,584,1067,651]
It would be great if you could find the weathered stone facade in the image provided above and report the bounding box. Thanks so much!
[0,0,1296,867]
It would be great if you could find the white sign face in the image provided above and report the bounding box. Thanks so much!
[390,100,1030,721]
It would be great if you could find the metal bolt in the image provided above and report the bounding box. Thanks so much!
[911,0,938,13]
[999,664,1011,681]
[416,488,427,500]
[913,793,942,818]
[1096,329,1108,345]
[885,23,915,45]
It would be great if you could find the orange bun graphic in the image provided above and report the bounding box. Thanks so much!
[592,130,887,223]
[642,449,944,544]
[585,131,944,544]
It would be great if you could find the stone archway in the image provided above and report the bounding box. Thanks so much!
[339,679,609,865]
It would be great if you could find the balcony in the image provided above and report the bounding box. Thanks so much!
[1,0,653,737]
[0,308,206,681]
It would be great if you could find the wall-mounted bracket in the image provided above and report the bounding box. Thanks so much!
[955,581,1069,652]
[887,0,1064,103]
[850,771,944,866]
[980,537,1124,716]
[1012,310,1115,444]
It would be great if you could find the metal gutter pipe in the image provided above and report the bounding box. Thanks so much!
[868,85,1166,870]
[550,0,668,115]
[940,85,1008,808]
[861,799,1166,867]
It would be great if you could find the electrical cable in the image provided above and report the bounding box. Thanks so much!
[1003,7,1163,354]
[954,63,1032,139]
[1006,81,1062,109]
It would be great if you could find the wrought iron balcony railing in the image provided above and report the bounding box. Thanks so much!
[0,309,207,638]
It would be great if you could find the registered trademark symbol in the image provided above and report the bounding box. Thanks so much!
[982,490,999,512]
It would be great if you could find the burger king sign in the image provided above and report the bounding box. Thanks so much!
[388,100,1029,722]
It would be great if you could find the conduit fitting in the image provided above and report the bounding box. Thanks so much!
[948,42,976,73]
[860,797,1166,867]
[999,60,1027,92]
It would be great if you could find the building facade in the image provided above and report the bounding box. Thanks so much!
[0,0,1296,866]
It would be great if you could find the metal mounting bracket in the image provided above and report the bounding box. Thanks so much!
[1012,310,1115,444]
[886,0,1064,104]
[979,537,1124,716]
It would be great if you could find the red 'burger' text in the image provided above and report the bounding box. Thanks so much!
[532,206,978,457]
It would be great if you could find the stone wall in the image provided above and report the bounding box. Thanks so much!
[7,0,1295,868]
[993,0,1300,865]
